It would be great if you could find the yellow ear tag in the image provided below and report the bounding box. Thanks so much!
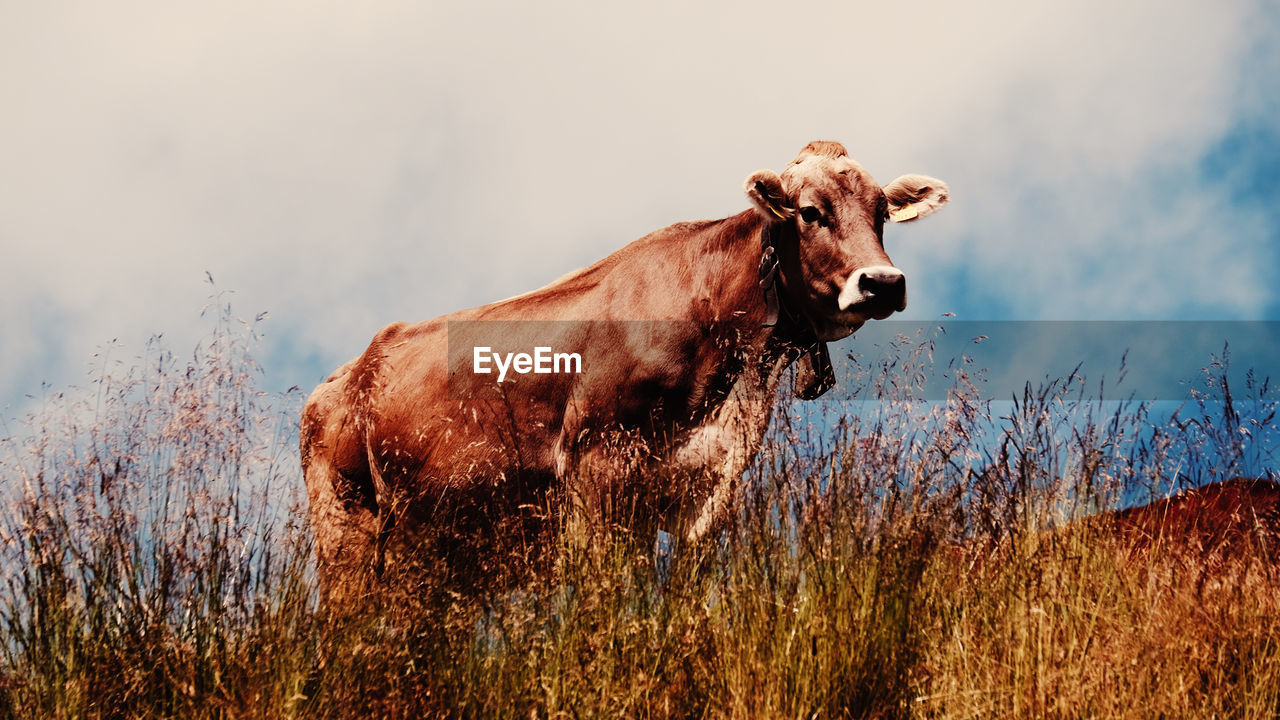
[889,204,918,222]
[769,204,789,220]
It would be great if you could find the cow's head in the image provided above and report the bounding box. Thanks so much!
[745,141,949,341]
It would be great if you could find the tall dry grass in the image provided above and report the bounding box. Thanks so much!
[1,310,1277,719]
[0,295,314,719]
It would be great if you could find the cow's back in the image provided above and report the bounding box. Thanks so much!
[310,215,759,489]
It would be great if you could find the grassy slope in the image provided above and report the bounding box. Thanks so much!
[1,314,1277,719]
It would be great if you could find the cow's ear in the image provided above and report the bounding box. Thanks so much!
[745,169,794,222]
[883,174,949,223]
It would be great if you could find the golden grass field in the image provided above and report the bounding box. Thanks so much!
[2,304,1277,719]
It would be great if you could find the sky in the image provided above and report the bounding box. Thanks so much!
[2,0,1279,417]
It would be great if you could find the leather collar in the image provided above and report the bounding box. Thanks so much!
[758,225,836,400]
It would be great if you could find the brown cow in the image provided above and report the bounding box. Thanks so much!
[301,141,950,592]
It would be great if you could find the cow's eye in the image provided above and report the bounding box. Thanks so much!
[799,206,822,224]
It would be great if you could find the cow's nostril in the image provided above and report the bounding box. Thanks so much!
[859,270,904,296]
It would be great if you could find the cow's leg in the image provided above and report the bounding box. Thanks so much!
[554,429,646,531]
[301,373,382,604]
[552,395,671,564]
[304,451,380,603]
[669,356,788,542]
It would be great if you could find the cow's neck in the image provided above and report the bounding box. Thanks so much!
[686,210,784,336]
[687,213,823,355]
[642,209,833,400]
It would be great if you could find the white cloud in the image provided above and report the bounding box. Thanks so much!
[0,0,1275,413]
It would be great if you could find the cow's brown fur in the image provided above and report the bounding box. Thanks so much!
[301,141,949,596]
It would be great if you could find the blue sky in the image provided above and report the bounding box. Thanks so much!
[2,1,1278,417]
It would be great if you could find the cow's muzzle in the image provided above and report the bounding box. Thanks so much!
[837,265,907,316]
